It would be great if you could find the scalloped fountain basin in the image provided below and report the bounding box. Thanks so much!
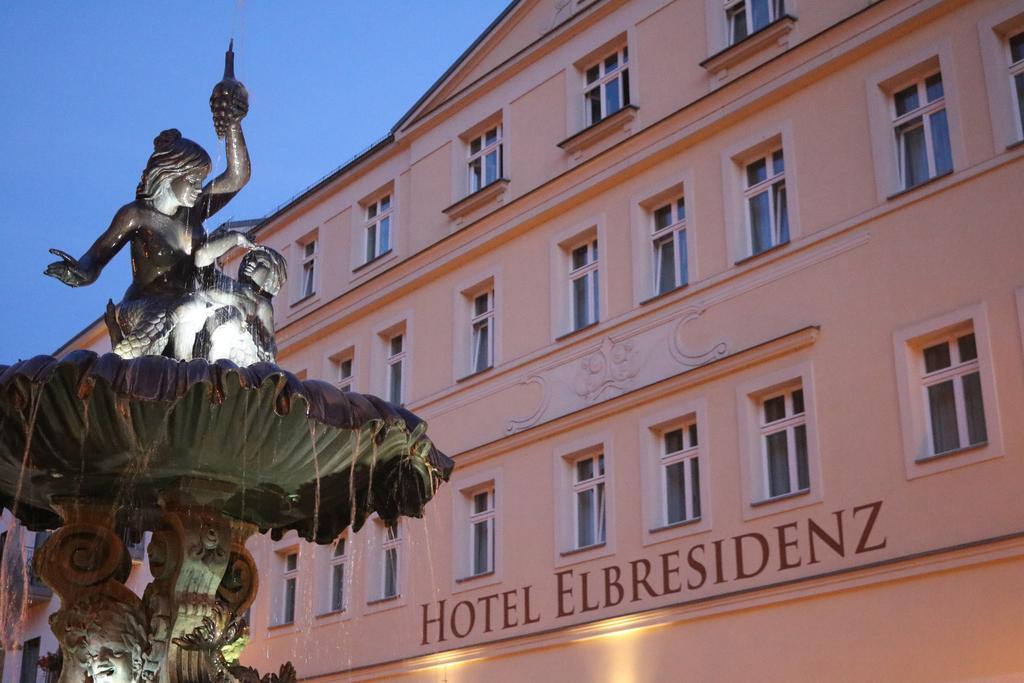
[0,351,452,542]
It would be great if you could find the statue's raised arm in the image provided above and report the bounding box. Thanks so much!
[198,41,251,222]
[41,42,268,361]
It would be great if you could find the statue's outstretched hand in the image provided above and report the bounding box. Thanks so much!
[44,248,89,287]
[235,232,257,251]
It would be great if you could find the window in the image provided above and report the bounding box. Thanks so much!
[299,240,316,299]
[892,72,952,189]
[468,488,495,576]
[893,305,1002,478]
[569,239,599,331]
[337,358,353,392]
[279,551,298,625]
[660,421,701,525]
[759,385,809,499]
[469,290,494,374]
[743,148,788,256]
[468,126,503,194]
[726,0,784,45]
[365,194,393,263]
[20,638,39,683]
[380,523,400,600]
[920,330,987,456]
[334,351,354,393]
[572,452,606,549]
[386,333,405,405]
[651,198,688,295]
[584,47,629,126]
[328,536,347,613]
[1009,31,1024,138]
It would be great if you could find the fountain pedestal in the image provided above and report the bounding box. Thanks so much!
[36,482,270,683]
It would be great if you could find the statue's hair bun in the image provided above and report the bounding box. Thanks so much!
[154,129,182,151]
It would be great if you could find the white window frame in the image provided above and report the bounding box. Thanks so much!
[918,329,988,457]
[725,0,785,46]
[299,239,317,300]
[364,194,393,264]
[571,451,606,550]
[742,147,788,257]
[333,350,354,393]
[568,238,599,331]
[758,384,809,501]
[640,401,712,545]
[379,522,401,600]
[278,550,298,626]
[659,419,701,526]
[1008,30,1024,139]
[469,289,495,375]
[651,197,688,296]
[583,46,630,127]
[891,71,952,190]
[736,362,822,520]
[450,468,503,591]
[327,535,347,613]
[467,125,503,194]
[467,486,496,577]
[386,332,405,405]
[893,304,1003,480]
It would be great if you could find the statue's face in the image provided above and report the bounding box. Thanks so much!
[169,169,207,208]
[86,647,135,683]
[247,262,279,295]
[241,256,281,296]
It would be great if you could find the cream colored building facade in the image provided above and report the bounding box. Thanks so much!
[5,0,1024,681]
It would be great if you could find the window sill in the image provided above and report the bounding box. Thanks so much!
[649,516,702,534]
[366,594,401,606]
[443,179,510,221]
[751,488,809,508]
[1007,139,1024,151]
[315,609,345,619]
[290,292,318,309]
[353,249,395,275]
[700,15,797,77]
[455,570,495,584]
[915,441,988,464]
[639,283,689,306]
[886,170,953,201]
[734,240,789,267]
[267,621,296,632]
[558,105,638,156]
[555,321,599,342]
[457,365,494,383]
[560,541,606,557]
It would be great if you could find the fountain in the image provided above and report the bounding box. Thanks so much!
[0,43,452,683]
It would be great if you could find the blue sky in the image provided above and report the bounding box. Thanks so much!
[0,1,510,361]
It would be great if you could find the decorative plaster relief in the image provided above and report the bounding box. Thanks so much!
[669,306,729,367]
[506,375,550,433]
[573,337,641,403]
[507,308,726,433]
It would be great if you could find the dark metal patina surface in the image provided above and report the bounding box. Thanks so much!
[0,351,453,543]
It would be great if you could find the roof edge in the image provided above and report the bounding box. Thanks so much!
[391,0,524,134]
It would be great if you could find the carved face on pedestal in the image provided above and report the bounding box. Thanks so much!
[50,593,149,683]
[86,646,135,683]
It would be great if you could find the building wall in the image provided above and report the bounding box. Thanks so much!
[237,0,1024,678]
[6,0,1024,681]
